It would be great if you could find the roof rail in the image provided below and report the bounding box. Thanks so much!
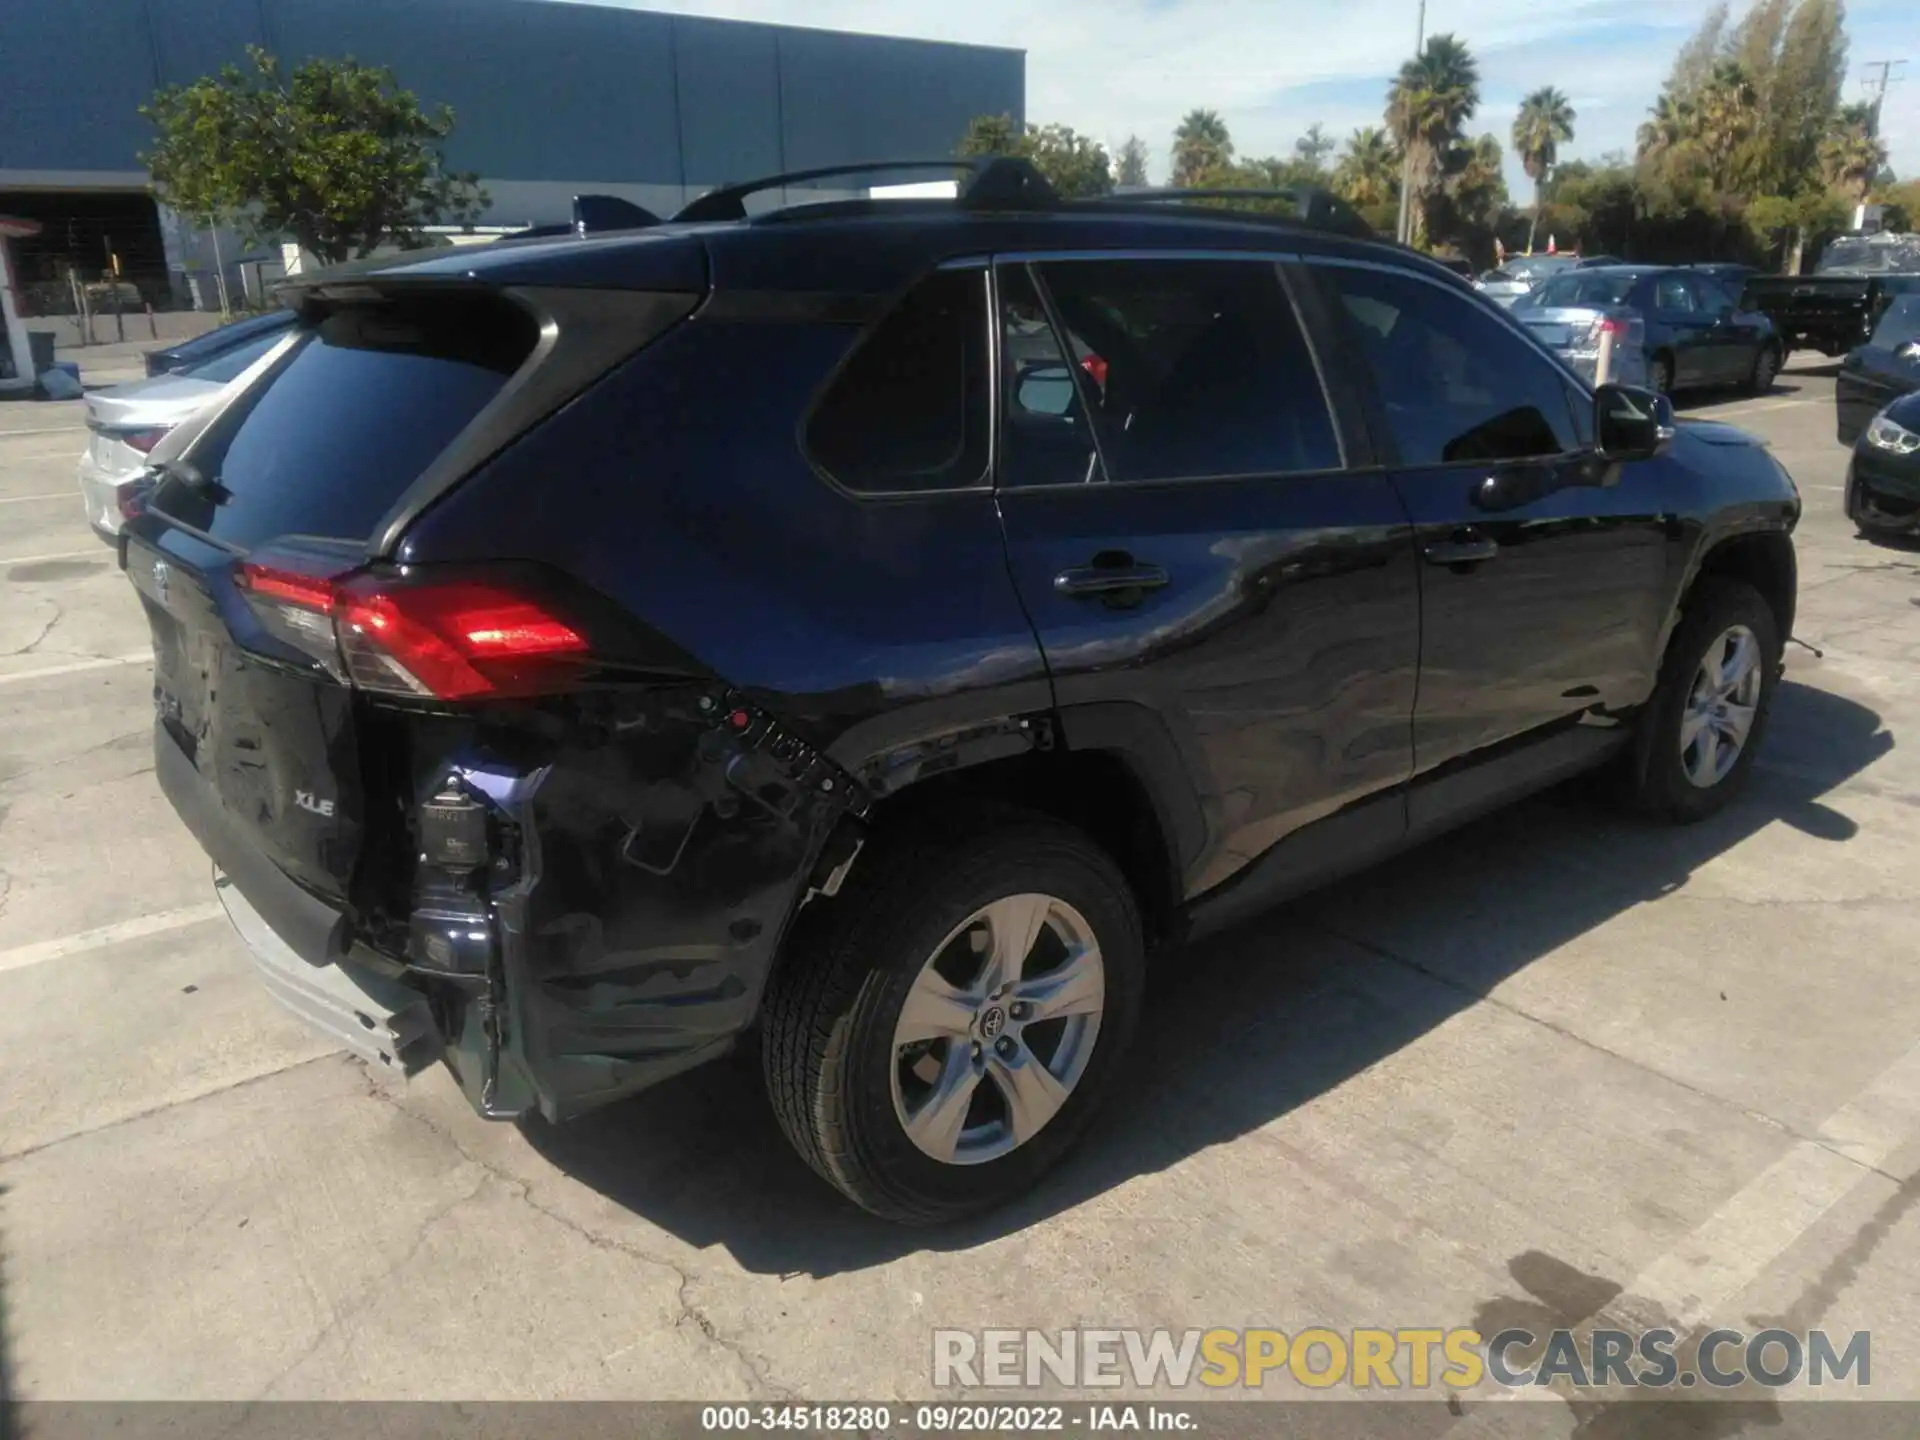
[673,156,1057,223]
[1075,185,1377,240]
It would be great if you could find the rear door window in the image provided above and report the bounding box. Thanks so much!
[1031,257,1340,481]
[152,294,537,547]
[805,268,990,494]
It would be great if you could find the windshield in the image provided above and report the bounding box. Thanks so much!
[1507,256,1576,280]
[1870,294,1920,347]
[1534,273,1638,308]
[1818,236,1920,274]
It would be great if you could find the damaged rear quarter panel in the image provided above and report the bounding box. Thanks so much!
[391,314,1053,1120]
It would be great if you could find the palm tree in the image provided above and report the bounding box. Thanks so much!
[1172,109,1233,188]
[1692,61,1757,193]
[1334,127,1400,207]
[1513,86,1576,253]
[1637,93,1692,162]
[1821,104,1888,201]
[1387,34,1481,246]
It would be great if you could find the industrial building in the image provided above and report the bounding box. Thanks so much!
[0,0,1024,314]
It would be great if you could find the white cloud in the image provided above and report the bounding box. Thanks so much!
[609,0,1915,191]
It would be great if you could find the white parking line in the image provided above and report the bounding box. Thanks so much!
[0,492,73,504]
[0,425,87,438]
[1621,1035,1920,1332]
[1701,397,1818,418]
[0,652,149,686]
[0,903,225,976]
[3,547,111,567]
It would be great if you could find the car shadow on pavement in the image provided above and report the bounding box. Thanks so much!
[523,679,1891,1274]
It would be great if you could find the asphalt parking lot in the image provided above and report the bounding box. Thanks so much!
[3,354,1918,1417]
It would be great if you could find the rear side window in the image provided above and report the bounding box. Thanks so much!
[1325,263,1581,466]
[806,268,990,494]
[1033,258,1340,481]
[151,294,537,547]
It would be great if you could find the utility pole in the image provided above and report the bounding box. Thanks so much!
[1394,0,1428,246]
[1862,59,1907,136]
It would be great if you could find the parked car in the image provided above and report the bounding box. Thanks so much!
[1742,233,1920,358]
[1475,253,1577,307]
[143,308,296,378]
[1524,266,1781,395]
[119,159,1801,1224]
[1686,263,1759,304]
[1835,293,1920,444]
[1845,387,1920,538]
[1514,273,1651,388]
[79,327,290,537]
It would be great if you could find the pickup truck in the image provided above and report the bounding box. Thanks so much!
[1742,233,1920,358]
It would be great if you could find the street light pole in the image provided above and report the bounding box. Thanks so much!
[1394,0,1428,245]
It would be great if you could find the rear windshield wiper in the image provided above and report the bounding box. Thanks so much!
[149,456,231,503]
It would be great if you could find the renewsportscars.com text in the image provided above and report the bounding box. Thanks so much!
[932,1327,1871,1391]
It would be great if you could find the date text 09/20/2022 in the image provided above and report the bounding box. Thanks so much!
[701,1405,1198,1432]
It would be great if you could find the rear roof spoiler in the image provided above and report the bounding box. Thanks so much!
[498,194,664,242]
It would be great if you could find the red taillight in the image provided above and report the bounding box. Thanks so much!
[114,476,153,521]
[1596,317,1629,336]
[239,563,336,613]
[238,561,590,701]
[335,580,587,700]
[122,427,170,454]
[1081,354,1109,388]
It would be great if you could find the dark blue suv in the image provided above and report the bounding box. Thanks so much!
[121,160,1802,1222]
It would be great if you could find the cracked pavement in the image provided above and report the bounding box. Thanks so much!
[4,359,1920,1411]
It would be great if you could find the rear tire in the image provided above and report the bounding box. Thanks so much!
[761,810,1145,1224]
[1746,344,1780,395]
[1629,578,1780,823]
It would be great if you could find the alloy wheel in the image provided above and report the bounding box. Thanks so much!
[1680,624,1763,788]
[889,893,1105,1165]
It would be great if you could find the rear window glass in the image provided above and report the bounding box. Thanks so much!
[1535,274,1638,308]
[805,268,990,494]
[1872,295,1920,347]
[152,296,536,546]
[181,330,287,385]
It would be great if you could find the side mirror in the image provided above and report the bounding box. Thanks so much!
[1594,384,1674,461]
[1015,364,1076,418]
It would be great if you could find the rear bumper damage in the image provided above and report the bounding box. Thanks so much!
[160,684,864,1124]
[218,872,439,1077]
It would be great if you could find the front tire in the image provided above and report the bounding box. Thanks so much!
[1630,578,1780,822]
[761,811,1145,1224]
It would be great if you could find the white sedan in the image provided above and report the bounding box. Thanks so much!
[77,327,288,538]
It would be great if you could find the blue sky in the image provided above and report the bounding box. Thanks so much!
[607,0,1916,202]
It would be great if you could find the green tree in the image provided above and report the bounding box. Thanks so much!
[1172,109,1234,188]
[1821,103,1887,200]
[1386,33,1481,247]
[1637,93,1694,165]
[142,46,486,265]
[956,115,1113,197]
[1692,61,1760,193]
[1766,0,1848,191]
[1333,127,1401,208]
[1293,123,1336,175]
[1114,134,1152,188]
[1513,86,1576,253]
